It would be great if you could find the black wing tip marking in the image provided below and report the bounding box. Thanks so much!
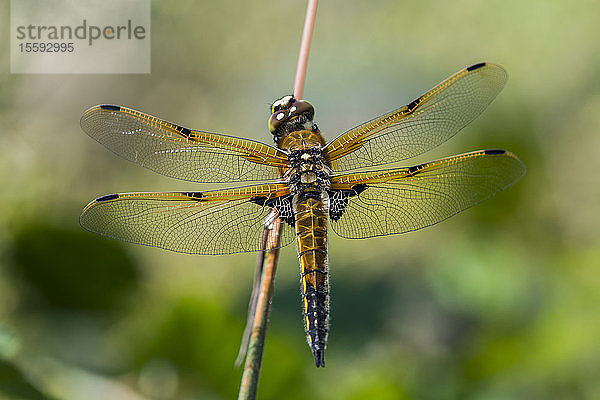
[484,149,506,155]
[183,192,204,200]
[467,62,487,72]
[98,105,192,137]
[99,105,121,111]
[96,193,119,202]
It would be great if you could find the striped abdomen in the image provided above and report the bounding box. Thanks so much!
[295,192,329,367]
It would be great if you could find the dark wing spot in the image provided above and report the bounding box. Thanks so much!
[269,196,295,226]
[467,62,486,72]
[407,163,425,174]
[175,125,192,137]
[484,149,506,155]
[96,193,119,202]
[184,192,204,200]
[406,98,420,112]
[351,184,368,195]
[250,196,267,206]
[99,105,121,111]
[250,196,295,225]
[328,184,369,221]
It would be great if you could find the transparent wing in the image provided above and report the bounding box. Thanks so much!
[79,183,294,255]
[324,63,507,172]
[328,149,525,239]
[81,105,289,183]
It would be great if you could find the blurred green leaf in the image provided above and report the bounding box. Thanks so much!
[7,223,139,310]
[0,359,54,400]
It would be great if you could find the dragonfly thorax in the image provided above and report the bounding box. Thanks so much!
[285,147,331,195]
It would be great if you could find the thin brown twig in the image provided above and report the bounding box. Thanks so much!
[237,216,283,400]
[235,227,269,366]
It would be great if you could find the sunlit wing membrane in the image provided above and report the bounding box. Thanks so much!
[81,105,289,183]
[79,183,294,255]
[323,63,508,172]
[328,149,525,239]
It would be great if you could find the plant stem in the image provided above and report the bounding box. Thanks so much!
[237,217,283,400]
[293,0,319,100]
[235,227,269,367]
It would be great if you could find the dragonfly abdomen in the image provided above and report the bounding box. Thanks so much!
[294,192,329,367]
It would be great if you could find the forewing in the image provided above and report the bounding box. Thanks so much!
[328,149,525,239]
[324,63,507,171]
[79,184,294,255]
[81,105,289,183]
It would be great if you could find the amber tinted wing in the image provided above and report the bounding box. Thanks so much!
[324,63,507,172]
[328,149,525,239]
[81,105,289,183]
[80,184,294,255]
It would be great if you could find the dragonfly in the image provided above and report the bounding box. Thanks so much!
[80,62,525,368]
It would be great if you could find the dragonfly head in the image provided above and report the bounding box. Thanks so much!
[269,95,315,144]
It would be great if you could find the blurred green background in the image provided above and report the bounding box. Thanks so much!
[1,0,599,399]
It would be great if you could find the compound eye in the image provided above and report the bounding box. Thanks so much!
[289,100,314,121]
[268,109,289,133]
